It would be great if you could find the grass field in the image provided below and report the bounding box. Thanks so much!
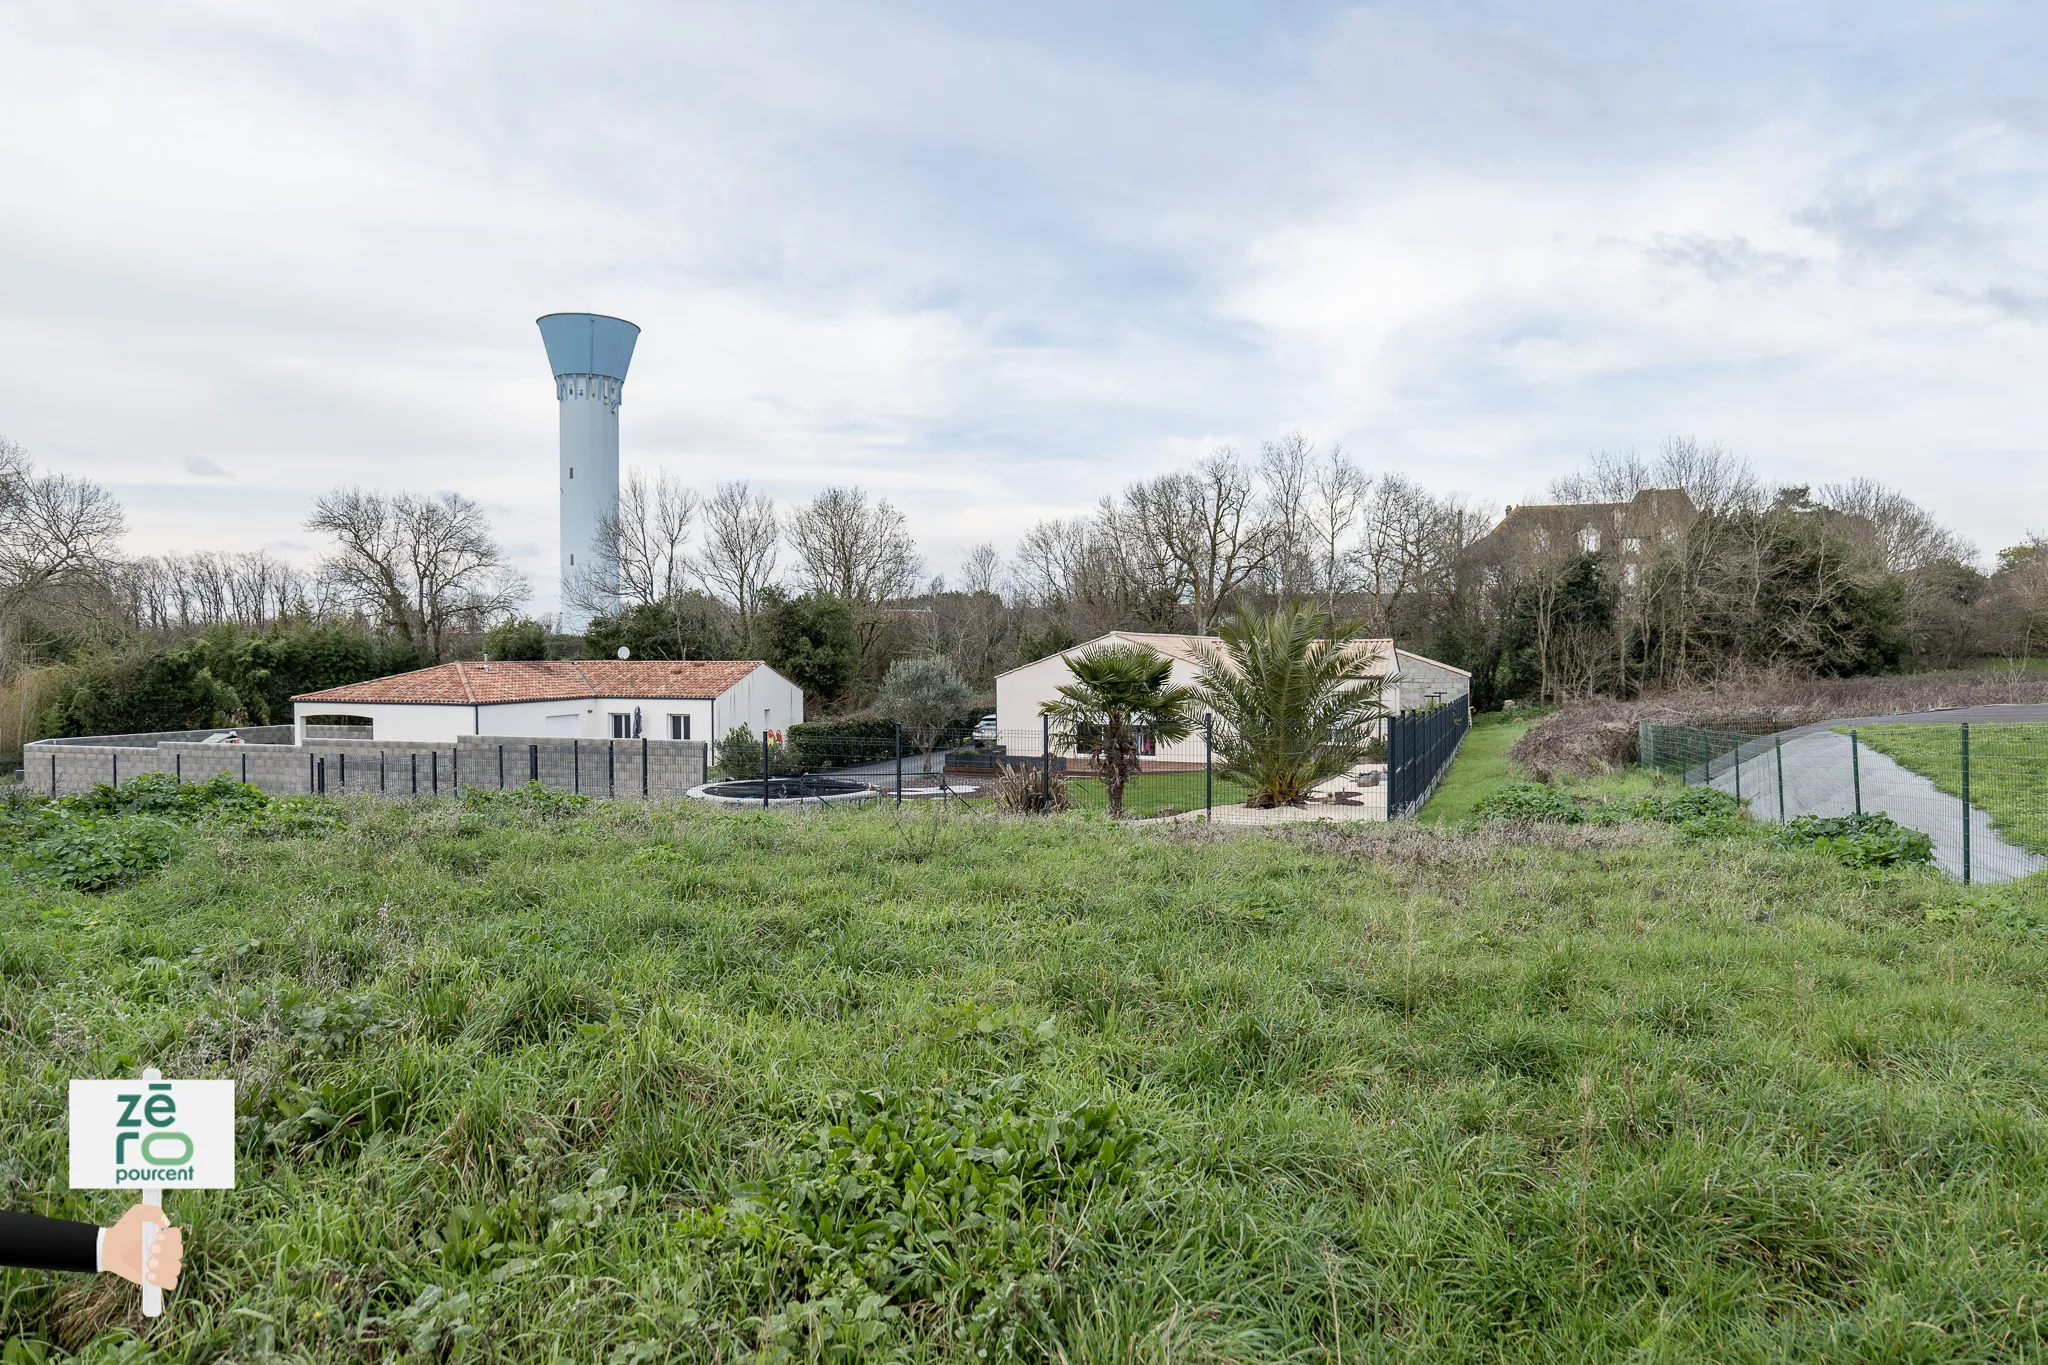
[1417,711,1539,824]
[1854,723,2048,856]
[1062,769,1253,819]
[5,784,2048,1361]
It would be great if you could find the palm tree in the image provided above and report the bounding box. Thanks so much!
[1196,604,1389,808]
[1041,644,1196,820]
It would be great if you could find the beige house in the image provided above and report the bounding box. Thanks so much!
[993,631,1470,760]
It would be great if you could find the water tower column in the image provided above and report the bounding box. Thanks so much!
[536,312,640,634]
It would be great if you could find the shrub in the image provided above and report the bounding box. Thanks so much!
[992,763,1072,815]
[1777,813,1935,869]
[1471,782,1585,824]
[713,724,802,780]
[787,720,899,771]
[483,617,549,661]
[0,772,331,889]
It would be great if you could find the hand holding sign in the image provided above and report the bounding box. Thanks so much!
[102,1203,184,1290]
[69,1069,233,1316]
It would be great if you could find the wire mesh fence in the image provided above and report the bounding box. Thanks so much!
[697,706,1470,825]
[1641,720,2048,884]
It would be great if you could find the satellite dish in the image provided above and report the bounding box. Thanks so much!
[617,646,630,660]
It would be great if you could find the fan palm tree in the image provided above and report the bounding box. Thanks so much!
[1041,644,1196,820]
[1196,604,1389,807]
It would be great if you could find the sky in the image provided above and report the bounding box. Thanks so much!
[2,0,2045,615]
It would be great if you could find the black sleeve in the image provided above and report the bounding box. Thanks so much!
[0,1210,99,1273]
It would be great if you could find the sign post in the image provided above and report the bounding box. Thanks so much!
[69,1068,235,1317]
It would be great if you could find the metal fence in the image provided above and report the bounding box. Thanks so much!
[1641,720,2048,884]
[1388,696,1471,817]
[702,708,1469,826]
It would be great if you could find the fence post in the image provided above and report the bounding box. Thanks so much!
[608,742,615,797]
[642,737,648,798]
[1774,733,1786,822]
[573,739,580,795]
[431,750,438,794]
[112,752,119,787]
[339,753,346,791]
[317,757,325,795]
[761,728,770,809]
[51,753,57,795]
[1204,713,1213,821]
[1042,714,1051,812]
[529,743,538,785]
[452,747,458,791]
[411,752,418,794]
[1850,730,1861,816]
[895,724,903,808]
[1961,723,1971,886]
[499,744,505,789]
[1732,734,1741,802]
[381,750,387,793]
[175,753,181,784]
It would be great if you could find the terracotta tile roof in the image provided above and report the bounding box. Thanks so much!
[294,660,769,706]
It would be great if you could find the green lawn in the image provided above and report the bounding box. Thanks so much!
[1062,768,1252,819]
[6,782,2048,1360]
[1417,710,1539,823]
[1852,722,2048,856]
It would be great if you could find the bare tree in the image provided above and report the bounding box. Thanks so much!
[1816,477,1974,573]
[695,480,780,638]
[1306,445,1370,617]
[0,437,127,657]
[1102,450,1267,634]
[307,488,527,662]
[573,468,700,615]
[786,486,923,603]
[1551,438,1760,515]
[958,543,1003,598]
[118,550,308,630]
[1257,431,1317,604]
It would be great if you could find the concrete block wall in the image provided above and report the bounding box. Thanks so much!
[452,736,705,798]
[25,734,705,800]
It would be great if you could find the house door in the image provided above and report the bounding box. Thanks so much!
[545,714,579,737]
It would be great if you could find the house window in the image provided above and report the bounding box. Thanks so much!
[1622,537,1643,555]
[610,713,631,738]
[1623,563,1641,588]
[668,714,689,740]
[1579,527,1601,553]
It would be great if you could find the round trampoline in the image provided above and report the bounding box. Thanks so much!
[687,776,880,808]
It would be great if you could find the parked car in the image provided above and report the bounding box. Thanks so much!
[971,713,998,743]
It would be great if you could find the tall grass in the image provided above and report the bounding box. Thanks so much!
[3,787,2047,1360]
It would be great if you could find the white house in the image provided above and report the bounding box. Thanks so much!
[994,631,1470,758]
[293,660,802,745]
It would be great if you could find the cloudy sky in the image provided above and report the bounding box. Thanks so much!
[3,1,2045,614]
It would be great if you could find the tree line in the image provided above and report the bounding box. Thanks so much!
[3,427,2038,753]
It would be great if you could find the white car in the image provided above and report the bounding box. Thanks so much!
[971,714,998,743]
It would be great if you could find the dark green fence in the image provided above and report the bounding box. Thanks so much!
[1641,720,2048,885]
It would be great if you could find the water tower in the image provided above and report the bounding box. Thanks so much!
[537,312,640,633]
